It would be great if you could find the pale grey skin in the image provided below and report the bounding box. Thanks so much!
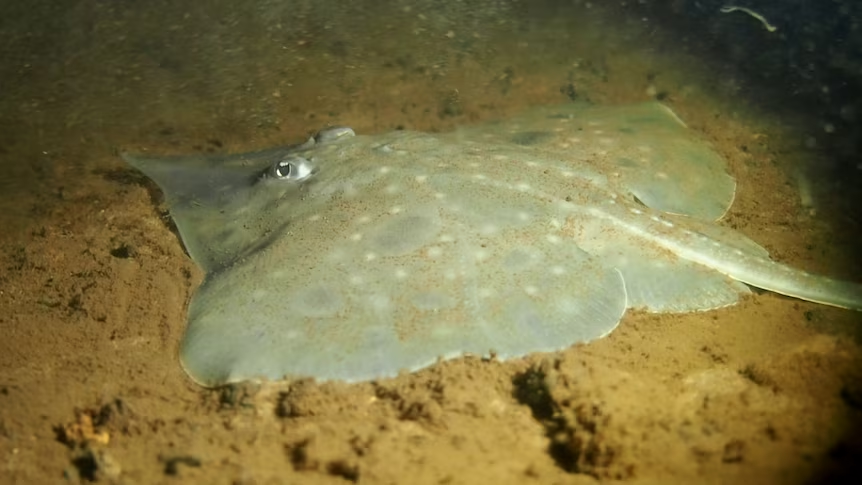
[124,102,862,386]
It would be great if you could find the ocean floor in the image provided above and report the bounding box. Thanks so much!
[1,1,861,483]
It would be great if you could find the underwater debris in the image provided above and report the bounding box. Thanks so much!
[720,5,778,33]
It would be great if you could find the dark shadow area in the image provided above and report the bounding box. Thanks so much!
[512,366,580,474]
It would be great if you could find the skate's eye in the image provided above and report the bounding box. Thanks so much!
[269,156,315,182]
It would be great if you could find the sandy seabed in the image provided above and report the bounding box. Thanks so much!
[1,1,861,483]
